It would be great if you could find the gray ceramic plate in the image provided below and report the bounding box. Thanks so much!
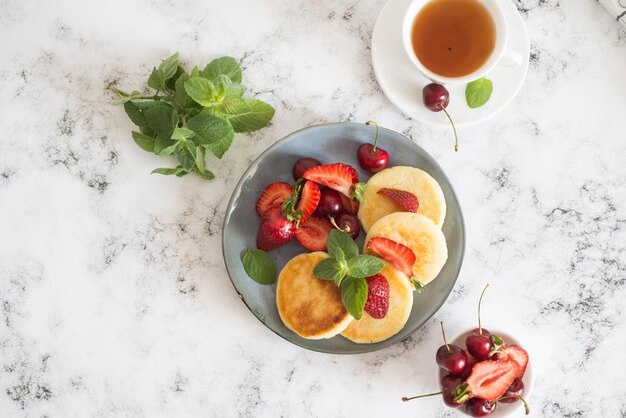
[222,122,465,354]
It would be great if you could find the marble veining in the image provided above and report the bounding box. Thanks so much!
[1,0,625,416]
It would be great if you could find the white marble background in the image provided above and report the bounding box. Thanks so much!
[1,0,625,416]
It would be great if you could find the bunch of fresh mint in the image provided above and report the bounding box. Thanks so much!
[112,53,275,179]
[314,230,383,319]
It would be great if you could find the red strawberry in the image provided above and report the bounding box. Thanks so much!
[303,163,358,197]
[457,360,520,402]
[256,206,296,251]
[256,182,292,216]
[339,193,360,215]
[366,237,415,277]
[295,181,320,224]
[364,274,390,319]
[500,345,528,378]
[295,216,333,251]
[376,188,419,212]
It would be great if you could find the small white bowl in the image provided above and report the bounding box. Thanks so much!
[438,330,534,417]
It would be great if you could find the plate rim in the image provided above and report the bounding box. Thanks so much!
[222,121,466,354]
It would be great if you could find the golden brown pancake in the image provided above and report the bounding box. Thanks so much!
[341,259,413,344]
[276,252,353,339]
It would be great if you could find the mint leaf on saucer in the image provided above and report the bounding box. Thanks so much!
[465,77,493,108]
[242,249,277,285]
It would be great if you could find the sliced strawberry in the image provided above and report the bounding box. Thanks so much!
[295,216,333,251]
[500,345,528,378]
[256,182,292,217]
[376,188,419,212]
[364,274,389,319]
[339,193,360,215]
[295,181,320,224]
[302,163,358,197]
[461,360,520,402]
[367,237,416,277]
[256,206,296,251]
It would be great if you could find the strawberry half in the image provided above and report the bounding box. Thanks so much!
[364,274,390,319]
[303,163,359,198]
[339,193,360,215]
[367,237,415,277]
[376,188,419,212]
[256,206,296,251]
[295,181,320,224]
[295,216,333,251]
[500,345,528,378]
[256,182,292,217]
[455,360,520,403]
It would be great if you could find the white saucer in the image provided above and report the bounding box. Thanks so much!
[371,0,530,127]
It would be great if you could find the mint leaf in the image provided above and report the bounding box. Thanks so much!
[341,276,368,320]
[154,136,176,154]
[195,167,215,180]
[143,106,176,140]
[123,101,148,127]
[327,229,358,261]
[152,166,185,176]
[346,255,383,278]
[227,99,275,133]
[159,53,180,82]
[242,249,276,285]
[157,141,180,156]
[214,74,244,98]
[174,72,197,109]
[176,147,195,170]
[219,95,250,116]
[411,279,425,293]
[131,131,156,153]
[184,77,217,107]
[465,77,493,108]
[353,183,367,204]
[171,127,195,140]
[200,57,242,84]
[195,146,207,173]
[147,67,162,91]
[187,111,235,158]
[313,258,344,282]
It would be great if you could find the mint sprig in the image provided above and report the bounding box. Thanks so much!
[313,229,383,319]
[112,53,275,179]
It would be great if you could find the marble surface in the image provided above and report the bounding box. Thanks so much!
[0,0,625,416]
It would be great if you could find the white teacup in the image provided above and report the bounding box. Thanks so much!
[402,0,521,85]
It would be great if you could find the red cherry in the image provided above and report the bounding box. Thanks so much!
[499,378,524,403]
[466,334,492,360]
[292,158,321,180]
[466,285,493,359]
[422,83,458,152]
[314,189,343,217]
[465,398,496,417]
[423,83,450,112]
[331,213,360,239]
[435,322,468,375]
[441,374,464,408]
[357,121,389,173]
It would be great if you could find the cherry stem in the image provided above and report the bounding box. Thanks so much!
[494,395,530,415]
[440,321,450,352]
[478,284,489,335]
[366,120,380,152]
[328,216,350,233]
[440,107,458,152]
[401,391,442,402]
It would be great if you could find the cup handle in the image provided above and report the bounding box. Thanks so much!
[498,51,523,68]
